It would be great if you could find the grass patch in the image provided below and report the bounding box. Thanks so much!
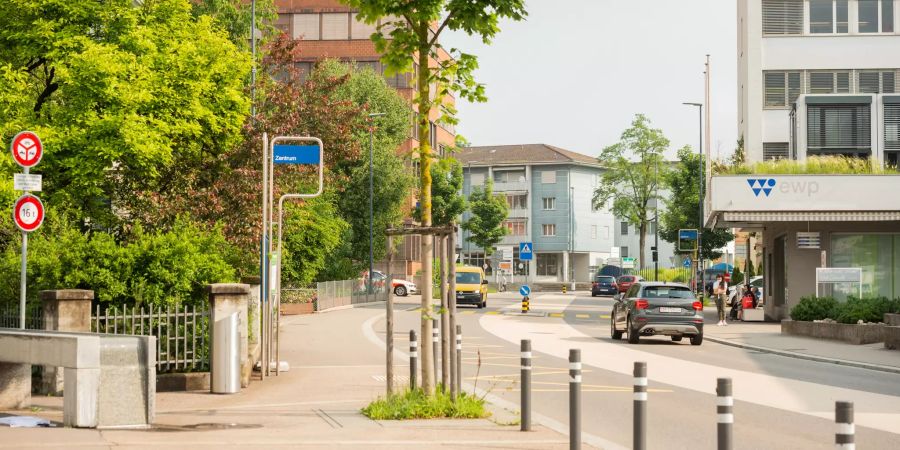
[362,388,489,420]
[716,155,899,175]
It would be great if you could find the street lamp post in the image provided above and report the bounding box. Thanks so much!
[465,160,479,266]
[368,113,386,295]
[683,102,703,292]
[654,159,659,282]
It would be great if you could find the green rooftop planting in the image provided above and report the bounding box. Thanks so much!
[715,156,899,175]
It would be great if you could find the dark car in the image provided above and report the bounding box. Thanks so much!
[610,282,704,345]
[616,275,642,293]
[591,275,618,297]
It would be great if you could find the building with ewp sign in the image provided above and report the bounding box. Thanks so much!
[709,2,900,319]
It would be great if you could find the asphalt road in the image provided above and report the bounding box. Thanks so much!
[369,291,900,449]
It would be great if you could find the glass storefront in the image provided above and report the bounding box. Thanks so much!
[831,234,900,299]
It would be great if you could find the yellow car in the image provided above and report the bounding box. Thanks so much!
[455,266,488,308]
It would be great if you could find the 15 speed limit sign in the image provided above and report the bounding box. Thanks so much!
[13,194,44,233]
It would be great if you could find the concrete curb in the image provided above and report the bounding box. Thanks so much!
[704,335,900,375]
[315,301,385,314]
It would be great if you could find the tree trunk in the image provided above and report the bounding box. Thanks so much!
[416,44,435,396]
[639,222,647,271]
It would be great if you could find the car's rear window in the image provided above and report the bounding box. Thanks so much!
[597,276,615,283]
[642,286,694,299]
[619,276,633,282]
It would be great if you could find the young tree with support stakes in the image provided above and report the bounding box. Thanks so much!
[463,179,508,256]
[593,114,669,271]
[344,0,527,396]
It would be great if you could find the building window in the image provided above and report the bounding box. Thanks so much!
[763,142,791,160]
[808,71,851,94]
[763,0,804,35]
[504,220,527,236]
[293,14,320,40]
[494,170,526,183]
[621,222,629,235]
[807,103,872,157]
[350,12,377,39]
[540,170,557,184]
[506,194,527,210]
[621,246,629,258]
[858,0,894,33]
[536,253,559,277]
[322,13,350,40]
[470,173,485,186]
[764,71,801,108]
[859,71,896,93]
[542,197,556,210]
[809,0,849,34]
[542,224,556,236]
[591,225,598,239]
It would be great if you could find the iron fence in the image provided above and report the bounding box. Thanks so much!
[0,302,43,329]
[92,303,209,373]
[315,278,388,312]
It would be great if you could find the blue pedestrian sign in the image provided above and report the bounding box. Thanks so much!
[683,258,692,268]
[519,242,533,261]
[519,285,531,297]
[273,144,321,164]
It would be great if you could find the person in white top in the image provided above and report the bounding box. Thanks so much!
[714,274,728,326]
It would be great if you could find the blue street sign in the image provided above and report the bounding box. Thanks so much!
[519,242,533,261]
[273,144,321,164]
[683,258,692,268]
[519,285,531,297]
[679,229,699,240]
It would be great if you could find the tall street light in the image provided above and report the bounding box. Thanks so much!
[368,112,386,294]
[683,101,703,292]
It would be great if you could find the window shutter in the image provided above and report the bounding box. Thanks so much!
[788,72,802,104]
[321,13,349,40]
[541,171,556,184]
[809,72,835,94]
[293,14,320,40]
[765,72,786,107]
[762,0,803,35]
[859,72,881,93]
[883,72,896,93]
[807,104,872,154]
[836,72,851,93]
[350,13,377,39]
[763,142,790,160]
[885,104,900,151]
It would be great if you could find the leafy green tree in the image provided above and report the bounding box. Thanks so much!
[0,0,251,227]
[191,0,277,49]
[463,179,508,256]
[659,146,733,261]
[345,0,527,396]
[593,114,669,269]
[416,157,467,226]
[281,197,349,287]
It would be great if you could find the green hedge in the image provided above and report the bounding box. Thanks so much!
[789,296,900,324]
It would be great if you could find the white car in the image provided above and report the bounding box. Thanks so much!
[391,279,419,296]
[728,276,764,304]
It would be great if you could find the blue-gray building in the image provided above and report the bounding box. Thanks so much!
[455,144,616,283]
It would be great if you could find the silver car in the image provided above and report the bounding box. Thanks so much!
[611,282,704,345]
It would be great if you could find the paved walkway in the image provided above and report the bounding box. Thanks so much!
[1,305,583,449]
[703,310,900,372]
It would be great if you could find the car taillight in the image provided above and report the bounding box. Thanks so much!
[635,299,649,309]
[692,301,703,311]
[592,282,598,287]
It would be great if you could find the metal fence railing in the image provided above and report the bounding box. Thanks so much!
[92,303,209,373]
[315,278,388,312]
[0,302,43,329]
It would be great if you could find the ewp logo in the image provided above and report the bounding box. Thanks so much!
[747,178,776,197]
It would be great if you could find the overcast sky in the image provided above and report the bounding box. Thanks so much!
[442,0,738,160]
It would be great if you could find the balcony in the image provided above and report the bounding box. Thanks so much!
[508,208,528,218]
[492,180,529,192]
[501,234,529,245]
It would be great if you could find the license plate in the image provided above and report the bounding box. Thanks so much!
[659,307,682,313]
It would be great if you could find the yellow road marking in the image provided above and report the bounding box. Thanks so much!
[576,314,590,319]
[599,314,610,319]
[485,311,500,315]
[549,313,564,318]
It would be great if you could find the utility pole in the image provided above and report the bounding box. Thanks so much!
[368,113,386,296]
[682,101,703,292]
[703,54,712,289]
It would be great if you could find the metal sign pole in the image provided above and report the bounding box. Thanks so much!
[19,231,27,329]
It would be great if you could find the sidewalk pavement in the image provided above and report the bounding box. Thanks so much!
[703,310,900,374]
[1,306,585,450]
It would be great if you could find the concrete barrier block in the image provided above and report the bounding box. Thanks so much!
[64,367,99,428]
[885,326,900,350]
[782,320,885,345]
[0,362,30,409]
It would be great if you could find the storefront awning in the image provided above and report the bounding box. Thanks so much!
[722,211,900,222]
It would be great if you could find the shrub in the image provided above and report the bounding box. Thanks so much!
[362,388,488,420]
[834,297,900,324]
[789,296,839,321]
[717,155,899,175]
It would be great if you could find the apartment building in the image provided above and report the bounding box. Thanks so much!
[708,1,900,319]
[455,144,617,283]
[273,1,457,276]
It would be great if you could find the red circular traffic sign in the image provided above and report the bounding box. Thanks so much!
[10,131,43,168]
[13,194,44,233]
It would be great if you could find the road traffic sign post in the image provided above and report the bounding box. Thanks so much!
[519,242,533,286]
[10,131,45,330]
[520,285,531,313]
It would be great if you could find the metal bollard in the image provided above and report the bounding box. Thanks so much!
[717,378,733,450]
[569,349,581,450]
[562,284,567,294]
[521,339,532,432]
[432,323,440,389]
[409,330,418,391]
[455,325,463,396]
[835,401,855,450]
[633,362,647,450]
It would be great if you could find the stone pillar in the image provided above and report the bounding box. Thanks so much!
[241,276,261,386]
[0,362,30,409]
[40,289,94,395]
[207,284,250,389]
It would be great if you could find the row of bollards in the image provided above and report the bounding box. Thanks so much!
[409,324,463,396]
[515,340,856,450]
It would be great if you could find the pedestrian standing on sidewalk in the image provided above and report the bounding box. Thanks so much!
[714,274,728,326]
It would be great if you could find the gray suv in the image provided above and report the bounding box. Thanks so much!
[610,281,704,345]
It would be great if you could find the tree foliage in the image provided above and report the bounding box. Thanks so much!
[0,0,251,227]
[191,0,277,49]
[659,146,733,260]
[463,179,508,256]
[280,197,348,287]
[593,114,669,269]
[416,157,467,226]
